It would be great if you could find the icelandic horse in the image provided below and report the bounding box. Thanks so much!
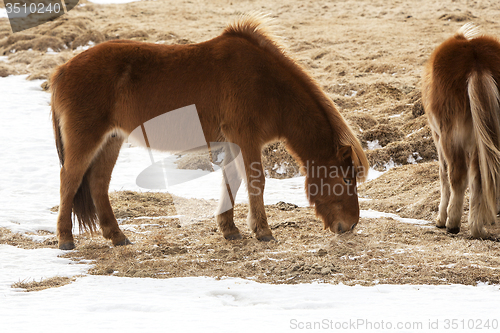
[422,23,500,239]
[50,14,369,250]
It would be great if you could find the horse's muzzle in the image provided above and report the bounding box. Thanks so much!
[335,221,357,234]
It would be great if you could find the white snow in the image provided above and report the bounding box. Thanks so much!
[407,127,425,138]
[46,47,58,54]
[75,41,95,51]
[1,75,499,331]
[273,161,289,175]
[0,75,60,234]
[384,158,398,170]
[134,215,183,220]
[388,112,403,118]
[364,158,398,181]
[408,152,423,164]
[2,275,500,332]
[0,8,8,19]
[344,90,358,97]
[365,167,384,181]
[0,244,90,292]
[361,209,430,225]
[366,139,382,150]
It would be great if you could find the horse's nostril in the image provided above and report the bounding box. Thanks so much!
[350,222,357,231]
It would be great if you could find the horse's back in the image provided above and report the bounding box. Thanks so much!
[49,27,315,142]
[424,33,500,124]
[51,39,222,131]
[427,35,500,93]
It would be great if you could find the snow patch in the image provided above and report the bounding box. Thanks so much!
[366,139,382,150]
[134,215,183,220]
[407,127,425,138]
[2,276,500,332]
[366,167,384,181]
[1,244,90,294]
[75,41,95,51]
[273,161,289,175]
[388,112,403,118]
[344,90,357,97]
[366,159,398,181]
[407,152,423,164]
[360,209,431,225]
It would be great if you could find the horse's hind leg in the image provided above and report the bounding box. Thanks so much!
[444,146,468,234]
[87,135,131,246]
[468,152,490,239]
[57,130,106,250]
[435,139,451,228]
[216,144,243,240]
[57,161,93,249]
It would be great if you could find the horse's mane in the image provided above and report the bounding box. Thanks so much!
[224,14,369,182]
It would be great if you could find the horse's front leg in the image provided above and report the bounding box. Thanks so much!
[243,149,275,241]
[216,143,244,239]
[87,136,131,246]
[216,182,242,240]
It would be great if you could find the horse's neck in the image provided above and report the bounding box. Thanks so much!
[281,106,338,165]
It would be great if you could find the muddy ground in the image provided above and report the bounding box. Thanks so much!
[1,0,500,290]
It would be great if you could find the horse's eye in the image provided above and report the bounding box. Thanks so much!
[343,178,352,185]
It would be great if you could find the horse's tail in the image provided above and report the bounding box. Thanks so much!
[51,67,98,233]
[468,70,500,233]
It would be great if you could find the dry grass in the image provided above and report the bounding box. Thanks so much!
[359,162,442,221]
[12,276,76,292]
[61,192,500,286]
[4,190,500,289]
[0,227,57,249]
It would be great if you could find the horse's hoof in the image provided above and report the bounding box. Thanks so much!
[114,237,133,246]
[59,242,75,250]
[446,227,460,234]
[435,224,446,229]
[224,233,243,240]
[257,235,276,242]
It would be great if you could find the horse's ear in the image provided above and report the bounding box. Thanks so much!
[338,146,352,162]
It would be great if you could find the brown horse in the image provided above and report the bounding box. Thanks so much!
[422,23,500,239]
[51,14,369,250]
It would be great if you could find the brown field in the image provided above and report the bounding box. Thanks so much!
[1,0,500,290]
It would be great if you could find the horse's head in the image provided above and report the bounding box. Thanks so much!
[304,146,361,234]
